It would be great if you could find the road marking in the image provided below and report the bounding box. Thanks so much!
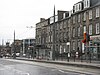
[58,70,65,73]
[21,73,30,75]
[58,69,74,74]
[58,69,85,75]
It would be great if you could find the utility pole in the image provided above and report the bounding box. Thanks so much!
[13,30,16,59]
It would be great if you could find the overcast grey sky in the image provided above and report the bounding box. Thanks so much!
[0,0,80,44]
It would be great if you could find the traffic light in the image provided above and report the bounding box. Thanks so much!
[86,33,90,42]
[82,33,90,43]
[84,33,86,40]
[82,33,86,43]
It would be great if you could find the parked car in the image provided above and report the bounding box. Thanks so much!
[0,54,3,58]
[23,54,26,57]
[16,53,20,57]
[6,53,10,58]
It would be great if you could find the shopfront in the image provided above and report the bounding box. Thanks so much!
[90,35,100,60]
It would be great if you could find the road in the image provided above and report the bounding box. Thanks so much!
[0,58,100,75]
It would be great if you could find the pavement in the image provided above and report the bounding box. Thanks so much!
[14,57,100,69]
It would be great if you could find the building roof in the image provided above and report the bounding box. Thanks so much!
[94,1,100,7]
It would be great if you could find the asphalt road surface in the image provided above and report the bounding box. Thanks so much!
[0,58,100,75]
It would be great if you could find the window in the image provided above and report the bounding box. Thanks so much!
[63,21,66,28]
[89,10,92,19]
[42,38,44,44]
[64,32,66,39]
[46,36,48,43]
[84,0,90,9]
[96,7,99,18]
[87,0,90,8]
[51,35,53,42]
[78,41,81,51]
[73,16,75,24]
[96,23,99,34]
[83,12,86,21]
[73,28,75,37]
[49,35,50,42]
[84,26,86,33]
[56,33,59,42]
[51,26,53,31]
[68,28,70,38]
[47,26,50,32]
[68,19,70,26]
[78,27,80,36]
[55,15,58,22]
[74,3,82,12]
[56,23,59,30]
[61,32,63,37]
[84,0,86,8]
[73,41,75,50]
[39,37,41,44]
[50,17,54,24]
[60,45,62,54]
[60,22,63,29]
[63,13,66,19]
[89,24,92,35]
[64,46,66,53]
[67,32,69,39]
[74,5,77,12]
[79,4,81,10]
[78,14,81,22]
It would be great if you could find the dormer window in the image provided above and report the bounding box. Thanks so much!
[63,13,66,19]
[79,4,81,10]
[83,0,90,9]
[74,3,82,13]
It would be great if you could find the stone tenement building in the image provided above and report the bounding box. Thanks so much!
[36,0,100,60]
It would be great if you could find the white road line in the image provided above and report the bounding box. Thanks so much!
[58,69,74,74]
[58,70,65,73]
[58,69,84,75]
[21,73,30,75]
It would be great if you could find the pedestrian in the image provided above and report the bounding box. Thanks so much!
[67,52,70,62]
